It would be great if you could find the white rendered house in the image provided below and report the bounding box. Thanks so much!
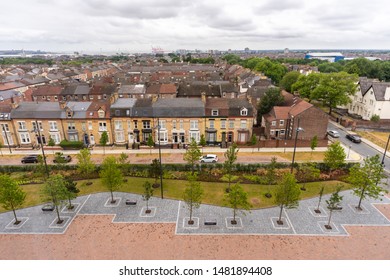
[348,78,390,120]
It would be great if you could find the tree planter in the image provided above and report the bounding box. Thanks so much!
[277,220,284,225]
[86,182,93,186]
[14,220,21,225]
[188,220,194,225]
[355,206,363,211]
[314,209,321,214]
[145,209,151,214]
[67,205,75,210]
[57,219,64,224]
[231,220,237,225]
[325,224,332,229]
[110,199,117,204]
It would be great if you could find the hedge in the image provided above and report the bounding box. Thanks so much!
[59,140,84,149]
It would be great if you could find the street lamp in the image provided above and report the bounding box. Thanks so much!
[347,145,352,159]
[290,119,304,173]
[381,134,390,165]
[156,118,164,199]
[1,124,12,154]
[32,120,49,177]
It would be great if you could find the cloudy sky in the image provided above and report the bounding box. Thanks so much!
[0,0,389,53]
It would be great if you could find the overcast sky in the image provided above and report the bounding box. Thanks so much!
[1,0,389,53]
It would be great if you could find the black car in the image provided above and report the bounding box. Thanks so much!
[41,203,55,211]
[21,155,39,164]
[53,154,72,163]
[346,133,362,143]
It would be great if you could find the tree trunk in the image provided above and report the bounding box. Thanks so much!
[55,205,63,224]
[278,205,284,223]
[189,203,193,223]
[146,199,149,211]
[233,208,236,223]
[68,197,73,209]
[327,209,333,227]
[110,190,115,203]
[357,187,365,210]
[316,196,322,211]
[12,208,19,224]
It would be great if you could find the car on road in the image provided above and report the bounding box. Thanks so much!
[346,133,362,143]
[41,203,55,211]
[327,130,340,138]
[200,154,218,163]
[21,155,39,164]
[53,154,72,163]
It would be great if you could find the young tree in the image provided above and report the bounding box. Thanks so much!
[223,143,239,192]
[64,177,79,210]
[324,141,346,173]
[266,157,278,185]
[199,134,206,153]
[183,138,202,174]
[183,173,203,225]
[0,175,26,224]
[142,181,154,213]
[147,136,154,155]
[325,185,343,229]
[274,173,301,225]
[348,155,388,210]
[315,186,325,213]
[41,175,68,224]
[77,148,95,183]
[224,183,251,224]
[100,156,123,204]
[118,152,130,176]
[310,135,318,160]
[149,158,161,188]
[99,131,109,155]
[250,134,257,153]
[48,136,55,154]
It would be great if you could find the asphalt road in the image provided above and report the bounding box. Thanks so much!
[327,122,390,172]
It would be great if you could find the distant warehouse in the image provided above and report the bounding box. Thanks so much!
[305,52,344,62]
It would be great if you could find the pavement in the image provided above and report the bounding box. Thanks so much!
[0,190,389,236]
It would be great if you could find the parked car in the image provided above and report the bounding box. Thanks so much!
[200,154,218,163]
[21,155,39,164]
[41,203,55,211]
[346,133,362,143]
[327,130,340,138]
[53,154,72,163]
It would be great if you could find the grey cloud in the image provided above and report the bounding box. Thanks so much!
[257,0,304,12]
[80,0,192,19]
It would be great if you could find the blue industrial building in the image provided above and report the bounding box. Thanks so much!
[305,52,344,62]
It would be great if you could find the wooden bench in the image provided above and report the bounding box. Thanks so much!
[204,219,217,226]
[125,200,137,205]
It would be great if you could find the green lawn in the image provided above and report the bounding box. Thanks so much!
[0,176,349,213]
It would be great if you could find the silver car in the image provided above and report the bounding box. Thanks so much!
[200,154,218,163]
[327,130,340,138]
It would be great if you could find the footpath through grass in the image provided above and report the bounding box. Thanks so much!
[0,176,349,213]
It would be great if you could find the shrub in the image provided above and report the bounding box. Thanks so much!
[59,140,84,149]
[370,114,380,122]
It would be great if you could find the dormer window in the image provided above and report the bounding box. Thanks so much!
[212,109,219,116]
[98,109,105,118]
[240,108,248,116]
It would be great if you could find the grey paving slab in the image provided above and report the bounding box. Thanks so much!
[0,195,89,234]
[0,191,389,236]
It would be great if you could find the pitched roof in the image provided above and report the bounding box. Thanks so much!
[11,102,62,119]
[32,85,63,96]
[153,98,204,117]
[159,83,177,94]
[288,99,313,117]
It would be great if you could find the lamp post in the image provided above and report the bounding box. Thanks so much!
[381,134,390,165]
[290,119,304,174]
[1,124,12,154]
[157,118,164,199]
[33,121,49,177]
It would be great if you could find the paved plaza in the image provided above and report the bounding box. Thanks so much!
[0,191,389,236]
